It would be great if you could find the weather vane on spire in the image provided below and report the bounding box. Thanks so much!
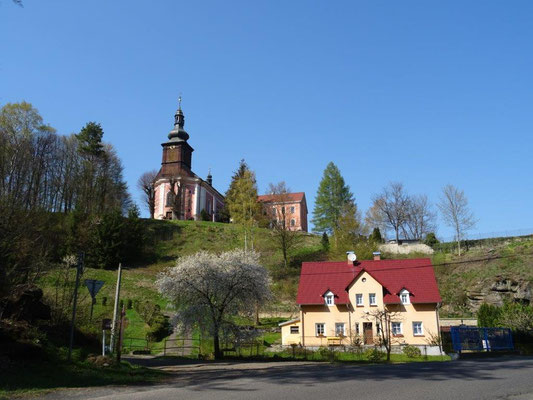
[178,94,182,110]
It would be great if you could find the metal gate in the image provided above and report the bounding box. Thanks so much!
[450,327,514,352]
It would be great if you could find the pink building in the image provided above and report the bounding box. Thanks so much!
[258,192,308,232]
[153,101,224,221]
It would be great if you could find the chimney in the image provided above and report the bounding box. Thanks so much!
[346,251,356,265]
[373,251,381,261]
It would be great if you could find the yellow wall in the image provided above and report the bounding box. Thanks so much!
[291,271,440,347]
[280,320,302,345]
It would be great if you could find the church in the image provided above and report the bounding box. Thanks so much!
[153,99,225,221]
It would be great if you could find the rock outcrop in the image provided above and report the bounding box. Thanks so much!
[467,278,532,311]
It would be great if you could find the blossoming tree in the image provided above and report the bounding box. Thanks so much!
[157,249,270,359]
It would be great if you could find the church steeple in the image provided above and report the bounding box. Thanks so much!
[168,96,189,142]
[160,96,195,174]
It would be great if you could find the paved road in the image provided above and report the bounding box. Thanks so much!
[43,357,533,400]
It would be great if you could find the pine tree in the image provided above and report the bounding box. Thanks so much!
[312,162,354,234]
[321,232,330,252]
[370,227,383,243]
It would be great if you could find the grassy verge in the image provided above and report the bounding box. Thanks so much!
[0,359,166,399]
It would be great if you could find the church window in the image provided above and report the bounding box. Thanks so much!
[166,191,174,206]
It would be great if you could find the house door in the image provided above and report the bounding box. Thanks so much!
[363,322,373,345]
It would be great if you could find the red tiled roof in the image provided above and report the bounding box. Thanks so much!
[296,258,441,305]
[258,192,305,203]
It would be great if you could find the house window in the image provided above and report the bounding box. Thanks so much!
[290,326,299,334]
[400,289,410,305]
[413,322,423,336]
[290,219,295,227]
[315,323,325,336]
[272,207,277,215]
[392,322,402,335]
[290,206,295,213]
[356,293,363,306]
[355,323,360,335]
[369,293,377,306]
[324,292,334,306]
[335,323,345,337]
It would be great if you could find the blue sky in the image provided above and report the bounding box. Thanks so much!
[1,1,532,238]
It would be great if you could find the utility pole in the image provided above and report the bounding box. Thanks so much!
[110,263,122,353]
[68,252,84,362]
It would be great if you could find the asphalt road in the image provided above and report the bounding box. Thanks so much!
[43,357,533,400]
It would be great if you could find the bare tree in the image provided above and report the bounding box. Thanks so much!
[137,170,158,218]
[402,194,436,240]
[369,182,410,243]
[437,184,476,255]
[364,307,402,361]
[267,182,303,268]
[157,249,271,359]
[167,177,183,220]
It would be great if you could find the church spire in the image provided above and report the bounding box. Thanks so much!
[168,95,189,142]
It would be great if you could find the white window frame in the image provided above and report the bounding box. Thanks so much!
[324,291,334,306]
[391,322,402,335]
[335,323,346,337]
[356,293,363,306]
[315,323,325,336]
[413,322,423,336]
[290,218,296,227]
[400,289,410,305]
[369,293,377,306]
[290,326,299,334]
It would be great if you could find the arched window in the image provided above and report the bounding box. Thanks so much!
[166,191,174,206]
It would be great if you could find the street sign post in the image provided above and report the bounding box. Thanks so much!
[101,318,112,356]
[68,252,84,362]
[84,279,104,322]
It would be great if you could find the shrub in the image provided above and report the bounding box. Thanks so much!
[126,299,133,310]
[403,345,421,358]
[102,296,107,306]
[318,346,335,362]
[364,347,385,362]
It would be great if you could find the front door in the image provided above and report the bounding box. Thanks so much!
[363,322,373,345]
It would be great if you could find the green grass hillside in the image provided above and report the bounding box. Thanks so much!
[38,219,323,350]
[38,219,533,346]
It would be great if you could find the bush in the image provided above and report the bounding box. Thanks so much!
[318,346,335,362]
[402,345,421,358]
[364,347,385,362]
[126,299,133,310]
[102,296,107,306]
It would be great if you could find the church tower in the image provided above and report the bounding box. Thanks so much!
[153,98,225,221]
[159,97,195,178]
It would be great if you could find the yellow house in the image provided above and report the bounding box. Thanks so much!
[280,253,443,354]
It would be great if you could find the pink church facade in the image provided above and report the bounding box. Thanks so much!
[153,101,224,221]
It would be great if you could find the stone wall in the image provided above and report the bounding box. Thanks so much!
[380,243,434,255]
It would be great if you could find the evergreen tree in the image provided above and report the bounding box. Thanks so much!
[424,232,439,248]
[76,121,104,156]
[370,227,383,243]
[477,303,501,328]
[312,162,354,234]
[321,232,330,252]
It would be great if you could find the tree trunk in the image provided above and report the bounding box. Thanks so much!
[213,330,222,359]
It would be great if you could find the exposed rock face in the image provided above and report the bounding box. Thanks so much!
[467,278,532,311]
